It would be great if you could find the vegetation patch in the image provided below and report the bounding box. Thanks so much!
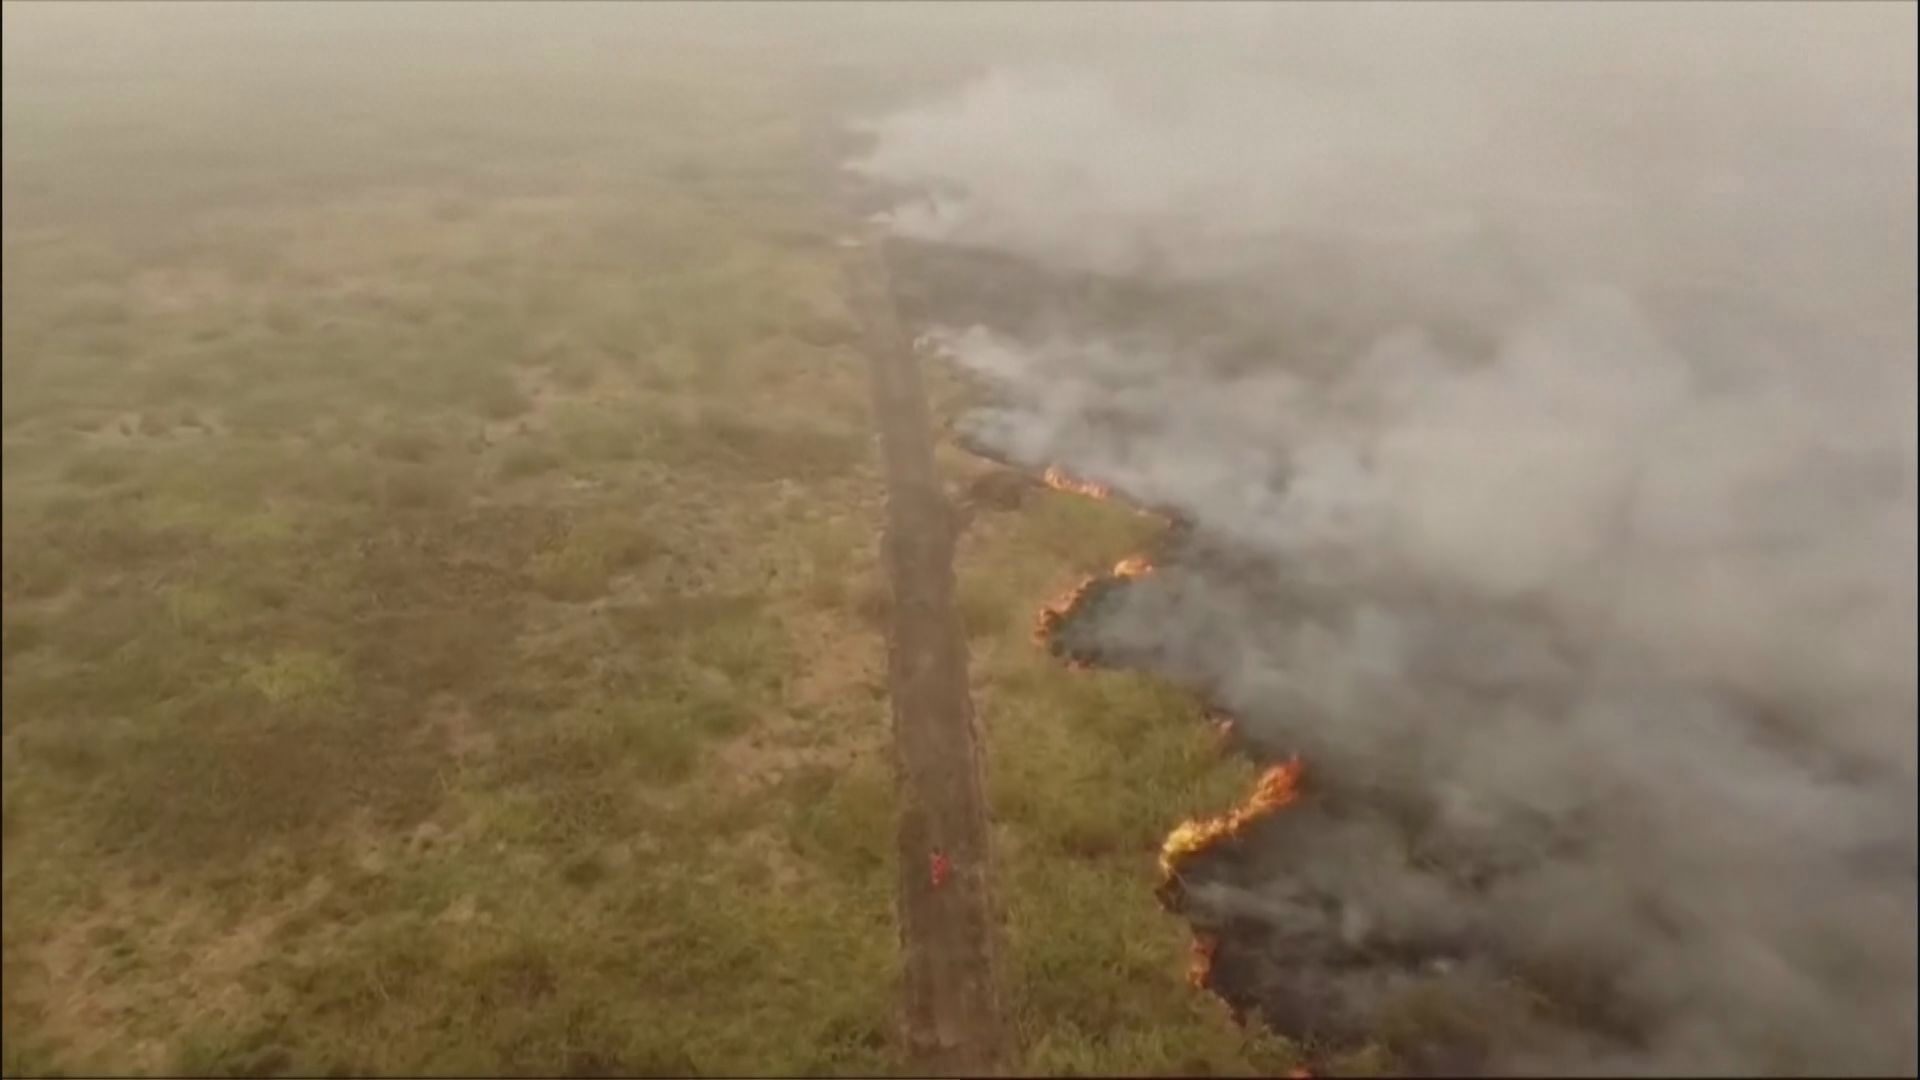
[2,10,1284,1076]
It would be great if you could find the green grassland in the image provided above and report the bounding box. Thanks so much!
[2,9,1290,1075]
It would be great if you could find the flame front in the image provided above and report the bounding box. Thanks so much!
[1042,466,1112,500]
[1033,574,1099,650]
[1159,755,1304,878]
[1023,461,1314,1040]
[1188,933,1219,990]
[1032,557,1153,652]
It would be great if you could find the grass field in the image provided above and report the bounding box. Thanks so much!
[2,7,1291,1075]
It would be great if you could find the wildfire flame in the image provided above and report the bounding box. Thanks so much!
[1159,755,1305,878]
[1031,557,1154,652]
[1022,459,1313,1043]
[1042,466,1112,500]
[1188,933,1219,990]
[1033,574,1098,650]
[1170,761,1307,1053]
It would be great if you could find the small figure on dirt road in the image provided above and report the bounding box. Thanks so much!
[930,849,951,889]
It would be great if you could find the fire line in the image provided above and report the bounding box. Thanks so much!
[1024,460,1313,1068]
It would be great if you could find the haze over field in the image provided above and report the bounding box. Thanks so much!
[3,2,1915,1076]
[857,3,1918,1074]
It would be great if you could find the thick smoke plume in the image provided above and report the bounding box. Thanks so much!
[853,4,1916,1075]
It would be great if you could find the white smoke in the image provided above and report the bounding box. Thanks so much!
[857,3,1917,1074]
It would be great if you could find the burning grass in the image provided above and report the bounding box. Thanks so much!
[996,460,1545,1077]
[1188,934,1220,991]
[1005,456,1326,1069]
[1031,551,1158,662]
[1041,465,1113,500]
[1159,756,1305,882]
[1004,459,1306,1023]
[942,438,1302,1073]
[1022,458,1172,664]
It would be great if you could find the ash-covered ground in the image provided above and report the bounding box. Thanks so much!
[853,5,1918,1075]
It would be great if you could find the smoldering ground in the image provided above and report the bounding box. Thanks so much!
[852,3,1917,1075]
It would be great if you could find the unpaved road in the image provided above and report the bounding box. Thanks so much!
[849,235,1007,1076]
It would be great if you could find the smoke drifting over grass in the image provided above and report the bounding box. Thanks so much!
[855,4,1917,1074]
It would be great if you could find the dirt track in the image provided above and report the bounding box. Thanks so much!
[850,236,1007,1076]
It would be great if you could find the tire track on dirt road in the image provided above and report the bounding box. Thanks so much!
[847,233,1007,1076]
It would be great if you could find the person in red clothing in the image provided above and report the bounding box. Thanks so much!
[930,849,951,889]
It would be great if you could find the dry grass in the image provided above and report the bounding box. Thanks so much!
[2,21,899,1076]
[940,441,1299,1076]
[3,9,1286,1077]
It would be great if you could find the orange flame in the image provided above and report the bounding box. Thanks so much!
[1032,574,1099,649]
[1188,933,1219,990]
[1021,454,1314,1037]
[1019,459,1320,1043]
[1160,755,1304,878]
[1042,466,1112,500]
[1031,555,1153,652]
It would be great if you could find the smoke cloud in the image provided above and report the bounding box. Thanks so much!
[853,4,1917,1074]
